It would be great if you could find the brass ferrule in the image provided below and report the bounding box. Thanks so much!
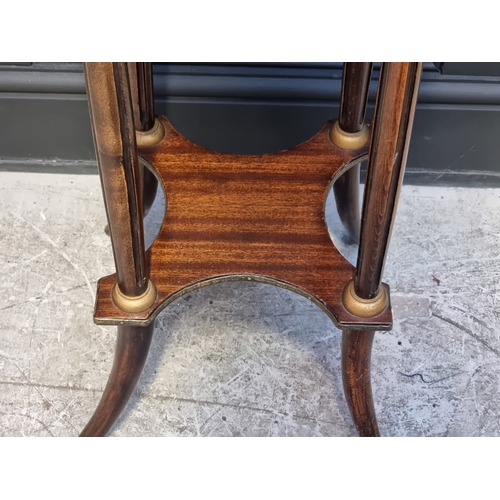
[112,279,157,313]
[329,121,369,150]
[136,118,166,148]
[342,280,388,318]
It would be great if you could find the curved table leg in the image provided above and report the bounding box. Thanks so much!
[341,329,380,437]
[80,323,155,437]
[333,163,361,244]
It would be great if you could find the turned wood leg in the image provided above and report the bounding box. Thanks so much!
[84,63,158,436]
[129,62,158,219]
[332,63,372,243]
[80,323,155,437]
[340,63,422,436]
[355,63,422,299]
[341,329,379,437]
[333,163,361,243]
[104,167,157,235]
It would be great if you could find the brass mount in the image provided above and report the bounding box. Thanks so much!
[112,279,157,313]
[342,280,388,318]
[136,118,166,148]
[329,121,369,150]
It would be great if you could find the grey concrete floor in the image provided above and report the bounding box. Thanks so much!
[1,171,500,436]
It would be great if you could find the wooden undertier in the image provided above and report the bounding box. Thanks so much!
[94,116,392,330]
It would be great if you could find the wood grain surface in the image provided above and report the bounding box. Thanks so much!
[84,62,149,297]
[127,62,155,132]
[127,63,159,218]
[94,116,392,330]
[355,62,422,299]
[333,62,374,243]
[341,329,379,436]
[338,62,373,134]
[80,323,155,437]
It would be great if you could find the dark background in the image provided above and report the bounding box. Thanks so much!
[1,62,500,186]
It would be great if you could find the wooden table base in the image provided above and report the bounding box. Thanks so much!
[94,116,392,332]
[81,62,422,437]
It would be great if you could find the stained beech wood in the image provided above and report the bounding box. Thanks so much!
[355,62,422,299]
[338,63,373,133]
[334,63,373,243]
[137,63,155,131]
[80,323,155,437]
[127,63,159,218]
[84,62,148,297]
[83,62,423,437]
[93,116,392,330]
[341,329,380,436]
[127,62,155,132]
[127,62,142,131]
[341,62,422,437]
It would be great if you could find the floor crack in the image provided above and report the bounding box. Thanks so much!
[433,313,500,358]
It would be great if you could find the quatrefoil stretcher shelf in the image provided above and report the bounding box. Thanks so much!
[93,116,393,331]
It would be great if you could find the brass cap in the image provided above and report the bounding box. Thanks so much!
[329,121,369,150]
[112,279,157,313]
[136,118,166,148]
[342,280,388,318]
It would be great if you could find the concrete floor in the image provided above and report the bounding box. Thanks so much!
[1,171,500,436]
